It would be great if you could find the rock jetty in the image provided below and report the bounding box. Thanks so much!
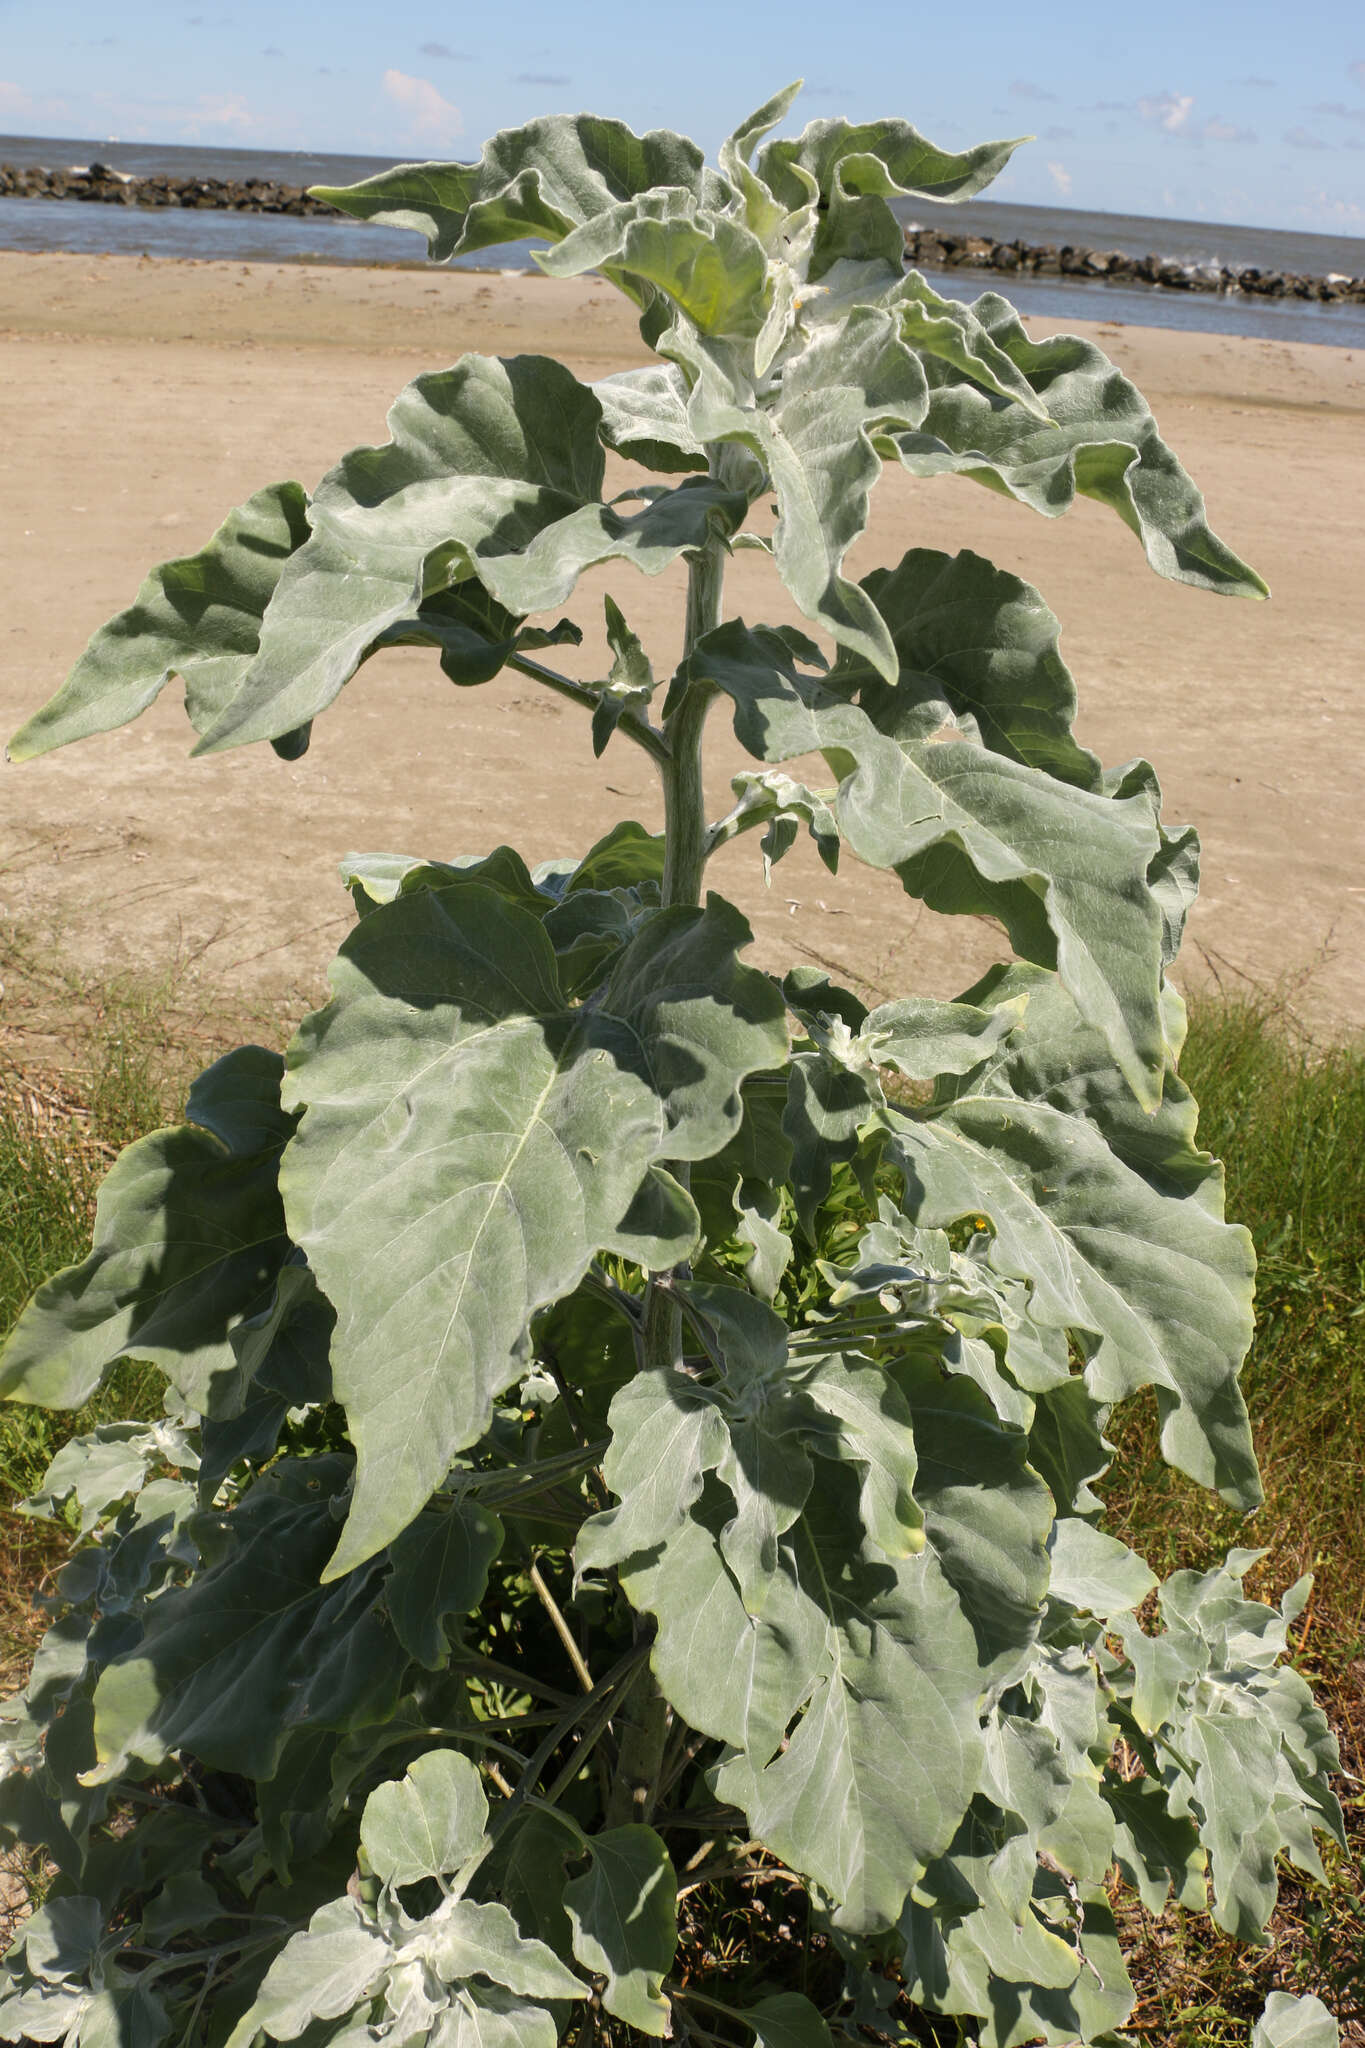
[903,224,1365,304]
[0,160,339,218]
[2,160,1363,303]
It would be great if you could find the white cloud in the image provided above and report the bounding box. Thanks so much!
[1138,91,1195,132]
[1283,126,1330,150]
[1046,160,1072,196]
[383,68,463,144]
[1202,117,1256,143]
[1010,79,1058,103]
[0,79,70,122]
[1300,189,1364,222]
[179,93,259,135]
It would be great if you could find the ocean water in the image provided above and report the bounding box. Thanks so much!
[3,131,1363,349]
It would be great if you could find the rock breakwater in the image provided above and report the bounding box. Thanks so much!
[0,160,339,218]
[903,224,1365,303]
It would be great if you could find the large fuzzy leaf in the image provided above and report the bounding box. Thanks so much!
[898,962,1259,1503]
[827,547,1102,791]
[579,1286,990,1930]
[690,620,1167,1104]
[312,113,717,261]
[194,354,745,754]
[563,1825,677,2035]
[89,1458,401,1782]
[896,293,1267,598]
[280,882,786,1575]
[0,1048,294,1412]
[7,483,310,762]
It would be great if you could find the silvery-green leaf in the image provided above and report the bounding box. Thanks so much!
[902,1871,1133,2047]
[886,1098,1258,1507]
[8,482,310,761]
[425,1899,583,2002]
[361,1748,487,1887]
[281,883,784,1575]
[387,1504,504,1668]
[194,355,744,755]
[1253,1992,1341,2048]
[703,308,929,683]
[717,82,805,248]
[313,114,715,261]
[1187,1712,1282,1939]
[692,619,1167,1103]
[374,580,582,688]
[783,1047,881,1235]
[896,293,1267,598]
[563,1824,677,2035]
[436,1986,560,2048]
[245,1897,392,2041]
[575,1370,727,1576]
[25,1421,197,1536]
[0,1981,89,2043]
[0,1047,293,1412]
[829,547,1102,791]
[706,1530,985,1931]
[89,1457,400,1780]
[741,1992,835,2048]
[537,191,770,337]
[864,994,1025,1083]
[74,1977,169,2048]
[756,118,1022,277]
[1047,1520,1156,1621]
[593,364,707,472]
[592,594,655,756]
[889,272,1051,418]
[1105,1772,1207,1913]
[800,1354,924,1560]
[892,1361,1052,1686]
[24,1896,101,1982]
[199,1261,335,1494]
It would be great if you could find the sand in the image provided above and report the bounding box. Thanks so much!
[1,249,1362,1047]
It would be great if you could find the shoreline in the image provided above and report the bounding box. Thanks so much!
[3,157,1363,308]
[1,251,1362,1041]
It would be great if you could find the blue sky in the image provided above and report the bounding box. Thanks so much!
[2,0,1363,234]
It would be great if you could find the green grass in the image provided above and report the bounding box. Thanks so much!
[1105,991,1365,1653]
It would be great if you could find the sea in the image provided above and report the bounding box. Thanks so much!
[3,131,1364,350]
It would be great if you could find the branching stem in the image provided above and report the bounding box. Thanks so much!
[506,652,670,765]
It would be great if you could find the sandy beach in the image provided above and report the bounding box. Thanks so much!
[1,249,1362,1046]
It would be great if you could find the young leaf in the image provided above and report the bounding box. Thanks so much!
[360,1748,488,1887]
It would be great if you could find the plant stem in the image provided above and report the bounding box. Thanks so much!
[660,537,725,914]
